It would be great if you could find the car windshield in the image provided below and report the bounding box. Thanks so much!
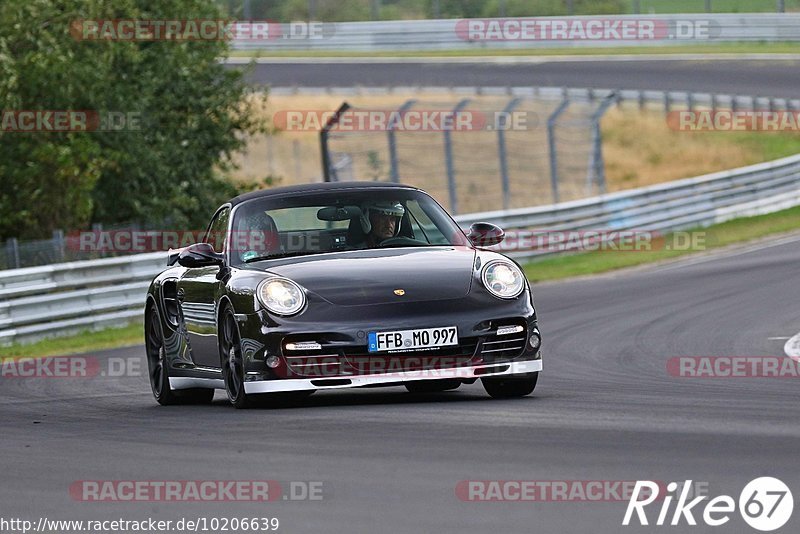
[226,188,469,266]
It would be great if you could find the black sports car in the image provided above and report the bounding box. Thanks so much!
[145,182,542,408]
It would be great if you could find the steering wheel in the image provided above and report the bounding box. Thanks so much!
[378,236,425,247]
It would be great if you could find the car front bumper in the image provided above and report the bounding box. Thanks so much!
[240,358,542,394]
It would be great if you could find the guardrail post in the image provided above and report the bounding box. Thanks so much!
[497,97,521,211]
[731,95,738,113]
[664,91,671,113]
[320,102,350,182]
[388,99,416,183]
[687,92,695,112]
[547,97,570,204]
[444,98,470,214]
[638,90,646,111]
[6,238,20,269]
[711,93,717,113]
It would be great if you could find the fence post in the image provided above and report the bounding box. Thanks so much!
[6,238,20,269]
[52,229,65,263]
[547,97,571,205]
[388,99,416,183]
[778,0,785,12]
[320,102,350,182]
[633,0,640,13]
[444,98,470,214]
[587,92,617,196]
[497,97,521,211]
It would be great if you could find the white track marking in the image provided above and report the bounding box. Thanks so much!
[785,333,800,360]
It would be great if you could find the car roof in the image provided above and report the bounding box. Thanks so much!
[230,181,422,206]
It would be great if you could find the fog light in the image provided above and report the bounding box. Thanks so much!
[285,341,322,351]
[265,355,281,368]
[529,332,541,350]
[496,325,524,336]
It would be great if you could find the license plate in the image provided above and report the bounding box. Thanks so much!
[368,326,458,353]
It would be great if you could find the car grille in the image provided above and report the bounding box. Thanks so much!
[342,339,480,375]
[283,353,348,378]
[478,330,527,362]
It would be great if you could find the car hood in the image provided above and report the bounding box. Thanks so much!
[259,247,477,306]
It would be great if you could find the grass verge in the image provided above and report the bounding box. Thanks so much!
[0,322,143,359]
[523,204,800,282]
[228,42,800,59]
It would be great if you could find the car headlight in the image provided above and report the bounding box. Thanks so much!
[257,277,306,316]
[481,260,525,299]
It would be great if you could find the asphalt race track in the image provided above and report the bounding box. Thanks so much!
[3,233,799,533]
[233,58,800,99]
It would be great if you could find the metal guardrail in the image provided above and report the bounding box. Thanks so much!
[232,14,800,52]
[0,253,166,345]
[3,86,800,345]
[453,153,800,260]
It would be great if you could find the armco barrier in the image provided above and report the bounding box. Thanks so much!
[231,14,800,52]
[3,146,800,346]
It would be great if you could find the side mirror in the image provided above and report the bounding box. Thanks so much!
[467,222,505,247]
[178,243,225,268]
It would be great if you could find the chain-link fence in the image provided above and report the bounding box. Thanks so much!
[320,90,616,214]
[0,222,170,270]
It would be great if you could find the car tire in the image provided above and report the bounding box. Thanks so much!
[220,308,256,409]
[481,372,538,399]
[404,379,461,393]
[146,304,214,405]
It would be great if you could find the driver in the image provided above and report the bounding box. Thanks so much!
[355,200,405,248]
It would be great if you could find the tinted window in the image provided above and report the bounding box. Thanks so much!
[204,207,230,253]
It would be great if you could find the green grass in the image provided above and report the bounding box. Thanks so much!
[228,42,800,58]
[523,204,800,282]
[641,0,799,13]
[0,322,143,359]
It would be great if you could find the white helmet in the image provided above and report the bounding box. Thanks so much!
[360,200,405,235]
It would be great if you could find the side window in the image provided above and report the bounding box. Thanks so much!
[405,201,448,244]
[204,207,230,253]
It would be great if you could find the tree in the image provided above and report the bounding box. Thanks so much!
[0,0,269,240]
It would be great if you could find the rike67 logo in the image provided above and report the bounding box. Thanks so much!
[623,477,793,531]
